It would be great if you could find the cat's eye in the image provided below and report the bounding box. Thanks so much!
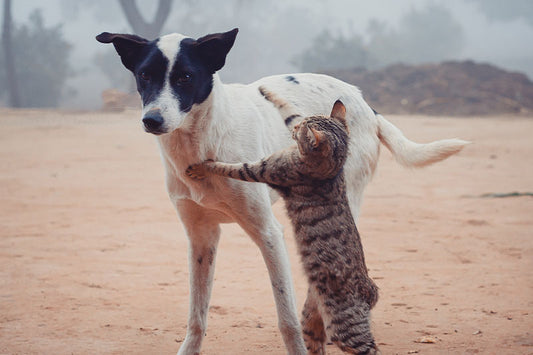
[292,125,300,139]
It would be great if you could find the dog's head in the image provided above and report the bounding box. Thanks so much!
[96,28,238,135]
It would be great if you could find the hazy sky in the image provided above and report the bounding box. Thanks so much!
[9,0,533,108]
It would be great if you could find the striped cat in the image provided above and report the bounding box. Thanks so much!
[186,89,379,354]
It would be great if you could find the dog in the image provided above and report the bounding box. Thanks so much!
[96,28,468,355]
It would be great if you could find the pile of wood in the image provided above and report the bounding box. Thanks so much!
[101,89,140,112]
[327,61,533,116]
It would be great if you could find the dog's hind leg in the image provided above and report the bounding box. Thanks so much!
[231,187,307,355]
[176,200,221,355]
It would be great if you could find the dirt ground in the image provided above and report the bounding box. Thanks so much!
[1,109,532,355]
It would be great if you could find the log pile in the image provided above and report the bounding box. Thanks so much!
[101,89,140,112]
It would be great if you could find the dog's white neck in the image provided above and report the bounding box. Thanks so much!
[175,73,229,138]
[156,74,229,170]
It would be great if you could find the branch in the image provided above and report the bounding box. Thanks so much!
[2,0,21,107]
[118,0,172,39]
[151,0,172,37]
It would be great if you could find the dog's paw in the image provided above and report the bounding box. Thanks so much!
[186,164,207,180]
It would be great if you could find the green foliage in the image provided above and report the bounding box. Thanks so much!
[370,4,464,65]
[0,10,74,107]
[94,48,133,91]
[294,4,465,72]
[293,30,374,72]
[466,0,533,25]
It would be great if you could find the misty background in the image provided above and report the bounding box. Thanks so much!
[1,0,532,109]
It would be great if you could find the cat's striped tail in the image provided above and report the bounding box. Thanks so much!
[376,113,470,168]
[259,86,303,129]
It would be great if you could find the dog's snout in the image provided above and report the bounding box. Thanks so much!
[142,112,165,133]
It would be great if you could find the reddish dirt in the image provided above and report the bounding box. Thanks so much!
[327,61,533,116]
[1,109,532,354]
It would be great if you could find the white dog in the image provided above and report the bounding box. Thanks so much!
[96,28,468,354]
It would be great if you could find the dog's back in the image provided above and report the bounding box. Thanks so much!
[238,72,468,217]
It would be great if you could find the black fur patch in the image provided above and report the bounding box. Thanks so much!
[98,30,238,115]
[285,114,301,126]
[134,42,168,107]
[285,75,300,84]
[169,38,215,113]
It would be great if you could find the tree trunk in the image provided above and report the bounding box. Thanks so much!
[118,0,173,39]
[2,0,21,107]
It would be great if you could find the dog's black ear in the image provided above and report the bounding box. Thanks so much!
[194,28,238,73]
[96,32,149,72]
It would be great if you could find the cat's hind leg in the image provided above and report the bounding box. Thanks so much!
[301,288,326,355]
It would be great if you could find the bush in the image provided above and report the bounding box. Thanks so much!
[0,10,74,107]
[294,4,464,73]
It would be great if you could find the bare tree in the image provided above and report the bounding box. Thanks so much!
[118,0,173,39]
[2,0,20,107]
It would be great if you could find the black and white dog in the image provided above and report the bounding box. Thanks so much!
[96,28,467,355]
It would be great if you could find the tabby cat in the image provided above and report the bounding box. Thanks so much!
[186,88,379,354]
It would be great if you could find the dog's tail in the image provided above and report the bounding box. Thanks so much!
[259,86,303,129]
[376,113,470,168]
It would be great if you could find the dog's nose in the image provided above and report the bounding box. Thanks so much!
[142,112,164,132]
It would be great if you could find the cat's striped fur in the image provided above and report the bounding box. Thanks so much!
[186,89,379,354]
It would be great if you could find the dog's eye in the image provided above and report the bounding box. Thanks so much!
[140,72,151,81]
[177,74,192,84]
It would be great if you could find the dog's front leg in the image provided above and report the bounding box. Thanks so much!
[231,187,307,355]
[259,230,307,355]
[176,199,221,355]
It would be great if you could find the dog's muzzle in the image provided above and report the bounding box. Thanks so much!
[142,109,166,135]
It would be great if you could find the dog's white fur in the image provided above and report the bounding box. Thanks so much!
[141,34,187,128]
[150,34,468,355]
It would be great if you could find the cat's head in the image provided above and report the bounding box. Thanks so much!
[293,101,350,176]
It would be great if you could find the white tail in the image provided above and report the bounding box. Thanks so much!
[377,114,470,168]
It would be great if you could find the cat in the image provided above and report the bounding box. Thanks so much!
[186,88,379,354]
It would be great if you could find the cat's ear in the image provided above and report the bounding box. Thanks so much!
[330,100,346,119]
[330,100,348,131]
[306,127,325,148]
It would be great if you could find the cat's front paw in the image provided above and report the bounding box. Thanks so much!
[186,163,208,180]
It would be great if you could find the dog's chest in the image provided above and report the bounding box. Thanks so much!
[157,129,247,210]
[157,132,207,199]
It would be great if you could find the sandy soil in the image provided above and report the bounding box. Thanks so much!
[1,109,532,355]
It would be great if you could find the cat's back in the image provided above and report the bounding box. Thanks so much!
[282,175,350,228]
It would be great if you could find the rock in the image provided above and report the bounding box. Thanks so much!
[415,336,438,343]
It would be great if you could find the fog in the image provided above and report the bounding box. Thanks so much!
[5,0,533,109]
